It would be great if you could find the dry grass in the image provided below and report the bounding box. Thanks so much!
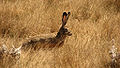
[0,0,120,68]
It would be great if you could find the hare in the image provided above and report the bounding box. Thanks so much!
[21,12,72,50]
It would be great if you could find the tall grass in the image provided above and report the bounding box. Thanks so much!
[0,0,120,68]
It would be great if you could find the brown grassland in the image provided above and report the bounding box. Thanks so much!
[0,0,120,68]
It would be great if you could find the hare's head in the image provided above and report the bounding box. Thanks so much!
[59,27,72,36]
[56,12,72,38]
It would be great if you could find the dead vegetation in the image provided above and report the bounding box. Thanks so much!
[0,0,120,68]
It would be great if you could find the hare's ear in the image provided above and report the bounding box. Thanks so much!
[62,12,67,26]
[62,12,71,27]
[67,12,70,19]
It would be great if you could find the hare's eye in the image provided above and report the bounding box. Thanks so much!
[62,28,67,32]
[65,29,68,32]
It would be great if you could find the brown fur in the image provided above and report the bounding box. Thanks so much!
[21,12,72,50]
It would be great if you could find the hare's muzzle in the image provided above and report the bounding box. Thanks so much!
[63,28,72,36]
[66,31,72,36]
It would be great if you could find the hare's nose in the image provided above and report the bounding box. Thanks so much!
[67,32,72,36]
